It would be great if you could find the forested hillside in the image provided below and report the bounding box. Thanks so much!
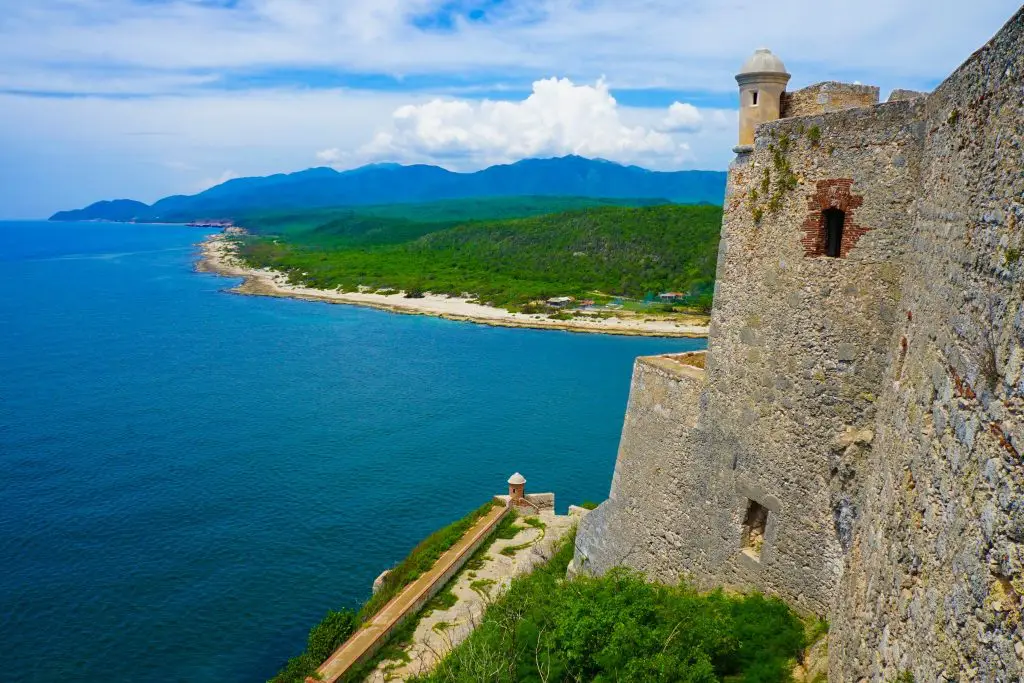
[240,196,670,244]
[237,204,721,310]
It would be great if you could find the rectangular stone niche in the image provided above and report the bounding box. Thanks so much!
[741,500,769,561]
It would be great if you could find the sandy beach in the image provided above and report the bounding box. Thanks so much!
[195,233,709,338]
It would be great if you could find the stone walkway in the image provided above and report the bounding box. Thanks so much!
[365,510,579,682]
[312,503,510,683]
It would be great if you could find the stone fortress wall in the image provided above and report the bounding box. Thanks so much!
[831,12,1024,681]
[574,7,1023,681]
[780,81,880,118]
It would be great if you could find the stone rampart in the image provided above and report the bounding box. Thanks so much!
[574,354,708,581]
[886,88,928,103]
[574,7,1024,678]
[831,8,1024,681]
[781,81,879,118]
[579,97,925,615]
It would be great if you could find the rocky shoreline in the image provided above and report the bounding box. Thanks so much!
[195,232,710,338]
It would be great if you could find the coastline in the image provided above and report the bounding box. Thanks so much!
[195,232,710,338]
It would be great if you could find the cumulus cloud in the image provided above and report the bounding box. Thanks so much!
[660,102,703,132]
[360,78,691,168]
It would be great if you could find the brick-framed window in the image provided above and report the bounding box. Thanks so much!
[801,179,869,258]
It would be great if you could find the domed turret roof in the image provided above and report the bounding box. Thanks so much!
[738,48,788,76]
[508,472,526,485]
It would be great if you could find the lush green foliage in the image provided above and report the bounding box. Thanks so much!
[414,533,808,683]
[269,609,358,683]
[239,204,721,309]
[241,196,671,239]
[268,500,499,683]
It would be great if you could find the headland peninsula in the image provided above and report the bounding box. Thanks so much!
[55,157,725,337]
[197,231,710,338]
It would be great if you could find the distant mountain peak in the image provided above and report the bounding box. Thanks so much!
[50,156,726,222]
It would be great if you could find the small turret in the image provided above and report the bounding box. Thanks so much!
[508,472,526,501]
[735,48,791,149]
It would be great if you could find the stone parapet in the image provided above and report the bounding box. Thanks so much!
[780,81,880,118]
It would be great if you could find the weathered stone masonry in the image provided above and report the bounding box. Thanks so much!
[574,7,1024,681]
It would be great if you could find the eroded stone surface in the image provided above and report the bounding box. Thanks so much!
[575,8,1024,681]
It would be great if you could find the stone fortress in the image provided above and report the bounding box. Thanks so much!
[573,7,1024,681]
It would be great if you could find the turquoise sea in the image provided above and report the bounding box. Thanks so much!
[0,220,705,682]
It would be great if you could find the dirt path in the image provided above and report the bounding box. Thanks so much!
[313,504,509,683]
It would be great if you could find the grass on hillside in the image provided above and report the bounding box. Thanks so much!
[238,204,721,311]
[412,531,815,683]
[267,500,500,683]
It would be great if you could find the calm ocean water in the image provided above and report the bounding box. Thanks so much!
[0,220,705,682]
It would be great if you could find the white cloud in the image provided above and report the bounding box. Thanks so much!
[315,148,342,163]
[660,102,703,133]
[0,1,1018,96]
[360,78,692,169]
[2,0,1020,217]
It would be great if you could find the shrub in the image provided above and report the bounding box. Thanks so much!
[269,608,357,683]
[807,125,822,146]
[416,532,808,683]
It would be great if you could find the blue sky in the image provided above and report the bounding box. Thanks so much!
[0,0,1019,218]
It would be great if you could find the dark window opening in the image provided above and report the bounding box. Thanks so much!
[741,500,769,560]
[823,208,845,257]
[751,90,759,105]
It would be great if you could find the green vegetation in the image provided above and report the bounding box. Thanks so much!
[470,578,497,597]
[238,203,721,311]
[748,133,799,220]
[338,509,522,682]
[413,532,812,683]
[269,609,358,683]
[240,196,670,238]
[268,500,500,683]
[358,501,498,622]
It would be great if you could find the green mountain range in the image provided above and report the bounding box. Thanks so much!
[50,156,726,222]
